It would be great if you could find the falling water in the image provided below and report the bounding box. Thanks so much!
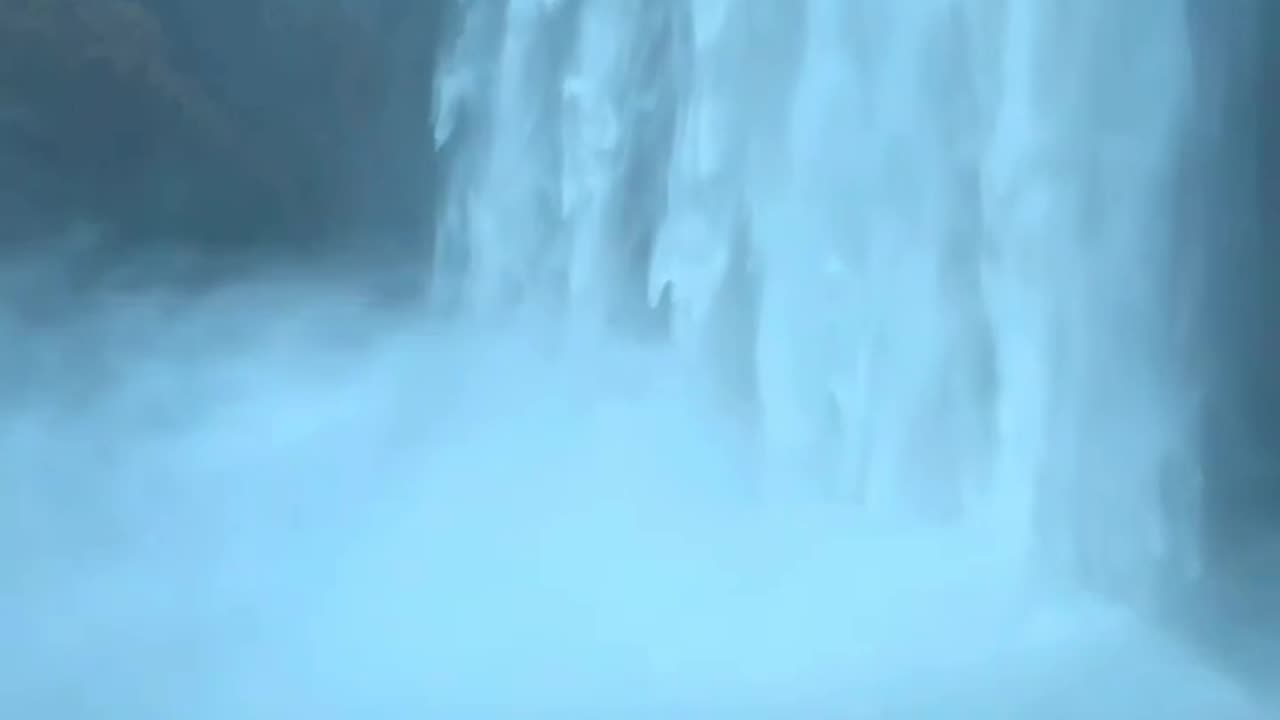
[433,0,1203,596]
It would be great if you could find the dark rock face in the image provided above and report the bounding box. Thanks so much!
[0,0,447,253]
[1184,0,1280,577]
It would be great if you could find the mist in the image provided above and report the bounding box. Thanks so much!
[0,237,1263,718]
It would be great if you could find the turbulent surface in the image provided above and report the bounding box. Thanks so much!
[0,298,1264,716]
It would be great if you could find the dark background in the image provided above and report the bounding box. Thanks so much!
[1188,0,1280,580]
[0,0,446,273]
[0,1,1275,588]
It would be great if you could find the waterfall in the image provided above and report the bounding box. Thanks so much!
[431,0,1203,597]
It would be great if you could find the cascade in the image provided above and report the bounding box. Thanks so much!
[432,0,1203,595]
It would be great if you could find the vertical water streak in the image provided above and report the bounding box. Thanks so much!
[433,0,573,315]
[561,1,677,330]
[646,1,747,347]
[977,0,1199,591]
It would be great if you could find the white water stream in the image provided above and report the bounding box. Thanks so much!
[433,0,1202,591]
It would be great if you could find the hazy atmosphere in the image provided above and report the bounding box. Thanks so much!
[2,1,1279,717]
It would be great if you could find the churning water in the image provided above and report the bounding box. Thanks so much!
[0,0,1269,717]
